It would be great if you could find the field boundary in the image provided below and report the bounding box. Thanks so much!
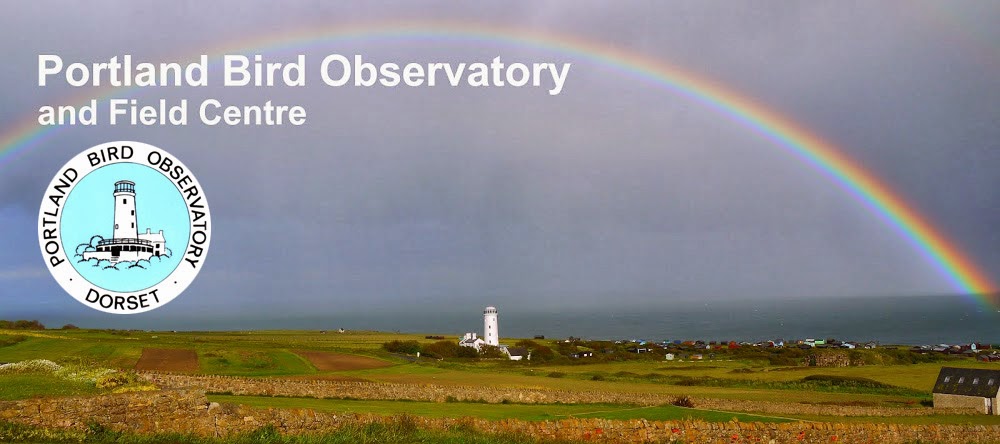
[0,389,997,443]
[140,372,971,417]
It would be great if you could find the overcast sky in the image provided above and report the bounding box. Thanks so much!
[0,1,997,328]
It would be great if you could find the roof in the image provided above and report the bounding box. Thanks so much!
[933,367,1000,397]
[139,229,165,242]
[460,337,483,344]
[507,347,528,357]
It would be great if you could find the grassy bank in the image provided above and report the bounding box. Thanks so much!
[208,395,788,423]
[0,420,572,444]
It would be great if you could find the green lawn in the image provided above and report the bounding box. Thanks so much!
[2,328,993,419]
[0,374,101,401]
[207,395,791,423]
[197,349,316,376]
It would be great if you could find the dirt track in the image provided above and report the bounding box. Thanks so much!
[294,350,391,371]
[134,348,198,372]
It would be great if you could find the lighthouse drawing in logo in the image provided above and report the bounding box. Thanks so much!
[81,180,167,264]
[60,157,190,295]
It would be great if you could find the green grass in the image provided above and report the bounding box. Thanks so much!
[198,349,315,376]
[2,328,994,417]
[0,421,574,444]
[208,395,791,423]
[787,414,1000,425]
[0,374,101,401]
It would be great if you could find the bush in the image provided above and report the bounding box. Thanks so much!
[0,359,62,374]
[383,340,421,354]
[478,344,508,359]
[547,372,566,378]
[768,355,800,366]
[672,395,695,408]
[513,340,555,362]
[420,341,478,359]
[0,320,45,330]
[800,374,895,389]
[95,371,148,389]
[61,324,80,330]
[591,374,605,381]
[0,335,26,347]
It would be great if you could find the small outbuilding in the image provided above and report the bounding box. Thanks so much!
[932,367,1000,415]
[505,346,530,361]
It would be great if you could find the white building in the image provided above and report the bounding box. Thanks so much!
[484,306,499,346]
[82,180,166,264]
[457,306,527,360]
[459,332,485,351]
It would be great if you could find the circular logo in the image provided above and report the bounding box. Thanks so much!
[38,141,210,313]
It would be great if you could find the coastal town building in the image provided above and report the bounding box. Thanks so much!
[932,367,1000,415]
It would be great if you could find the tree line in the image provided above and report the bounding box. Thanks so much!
[0,319,79,330]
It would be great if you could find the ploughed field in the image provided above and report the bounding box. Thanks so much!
[293,350,392,371]
[134,348,199,372]
[2,328,1000,425]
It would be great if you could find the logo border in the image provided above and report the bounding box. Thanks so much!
[38,141,211,314]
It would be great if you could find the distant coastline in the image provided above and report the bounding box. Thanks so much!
[17,295,1000,346]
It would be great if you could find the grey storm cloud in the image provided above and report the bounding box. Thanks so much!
[0,1,997,326]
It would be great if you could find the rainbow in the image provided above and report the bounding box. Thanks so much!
[1,21,996,303]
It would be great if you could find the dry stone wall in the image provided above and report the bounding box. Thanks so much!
[0,389,998,444]
[141,372,971,417]
[810,351,863,367]
[932,393,993,414]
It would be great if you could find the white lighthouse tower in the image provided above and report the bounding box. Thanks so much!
[82,179,165,264]
[483,306,499,346]
[113,180,138,240]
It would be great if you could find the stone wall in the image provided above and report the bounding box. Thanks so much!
[1,389,998,443]
[141,372,970,417]
[810,351,863,367]
[0,389,213,434]
[933,393,994,415]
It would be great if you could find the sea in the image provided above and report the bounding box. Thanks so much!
[112,294,999,346]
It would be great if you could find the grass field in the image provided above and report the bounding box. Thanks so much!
[0,374,101,401]
[3,327,1000,427]
[208,395,789,423]
[0,420,567,444]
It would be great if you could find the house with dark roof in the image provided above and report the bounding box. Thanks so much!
[932,367,1000,415]
[505,346,530,361]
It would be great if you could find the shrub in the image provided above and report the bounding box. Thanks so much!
[478,344,508,359]
[0,335,27,347]
[800,374,895,389]
[61,324,80,330]
[383,340,422,354]
[513,340,555,362]
[547,371,566,378]
[591,374,605,381]
[0,320,45,330]
[95,372,136,389]
[672,395,695,408]
[421,340,478,359]
[0,359,62,374]
[768,355,800,366]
